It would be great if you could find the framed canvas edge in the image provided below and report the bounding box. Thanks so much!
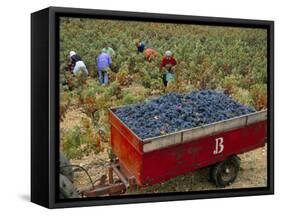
[42,6,274,209]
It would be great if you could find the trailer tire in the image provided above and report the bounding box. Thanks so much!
[208,166,216,183]
[59,174,80,199]
[211,156,240,187]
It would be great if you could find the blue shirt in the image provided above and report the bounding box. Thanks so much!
[96,53,112,71]
[137,42,145,52]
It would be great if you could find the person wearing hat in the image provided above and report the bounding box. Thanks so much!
[69,51,89,76]
[96,49,112,85]
[160,51,177,86]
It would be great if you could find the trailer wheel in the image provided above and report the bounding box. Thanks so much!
[59,174,80,199]
[211,156,240,187]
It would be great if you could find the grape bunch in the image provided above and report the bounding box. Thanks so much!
[114,90,255,139]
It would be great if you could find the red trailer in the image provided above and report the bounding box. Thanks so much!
[81,109,267,197]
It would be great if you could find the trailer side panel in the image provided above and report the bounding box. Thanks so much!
[141,120,267,185]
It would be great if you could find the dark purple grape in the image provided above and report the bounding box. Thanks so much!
[114,90,255,139]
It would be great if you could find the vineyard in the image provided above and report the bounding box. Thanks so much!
[59,17,267,191]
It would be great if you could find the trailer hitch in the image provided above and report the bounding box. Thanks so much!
[79,159,137,197]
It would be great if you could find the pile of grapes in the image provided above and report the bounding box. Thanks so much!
[114,90,255,139]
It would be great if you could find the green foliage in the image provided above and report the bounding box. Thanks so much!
[59,17,268,159]
[122,92,137,104]
[61,124,96,160]
[231,87,254,108]
[121,85,148,105]
[250,83,267,110]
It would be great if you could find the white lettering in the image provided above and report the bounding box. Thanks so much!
[213,137,224,155]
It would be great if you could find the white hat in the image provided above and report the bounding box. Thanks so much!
[165,50,172,57]
[69,51,76,57]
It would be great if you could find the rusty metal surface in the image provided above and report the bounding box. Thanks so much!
[111,163,130,188]
[83,160,137,197]
[84,183,126,197]
[108,167,113,184]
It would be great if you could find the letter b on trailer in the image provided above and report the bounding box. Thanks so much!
[213,137,224,155]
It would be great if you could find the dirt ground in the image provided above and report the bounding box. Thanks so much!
[62,109,267,195]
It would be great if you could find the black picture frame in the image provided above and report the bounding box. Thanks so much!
[31,6,274,208]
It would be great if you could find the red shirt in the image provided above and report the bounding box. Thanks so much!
[160,56,177,69]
